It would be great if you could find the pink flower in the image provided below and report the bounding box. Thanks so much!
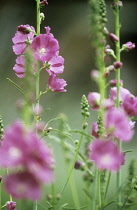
[0,121,55,183]
[105,107,134,142]
[31,34,59,62]
[89,139,125,171]
[13,55,25,78]
[48,72,67,92]
[5,171,41,200]
[45,54,64,74]
[6,201,17,210]
[12,24,35,55]
[88,92,100,110]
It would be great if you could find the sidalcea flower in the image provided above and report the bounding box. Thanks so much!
[45,54,64,74]
[0,121,55,183]
[6,201,17,210]
[12,24,35,55]
[89,139,125,172]
[31,34,59,62]
[5,171,41,200]
[13,55,25,78]
[48,72,67,92]
[88,92,100,110]
[105,107,134,142]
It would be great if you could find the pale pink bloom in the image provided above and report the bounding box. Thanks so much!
[105,107,134,142]
[31,34,59,62]
[45,55,64,74]
[88,92,100,110]
[0,121,55,183]
[13,55,25,78]
[12,24,35,55]
[48,72,67,92]
[33,104,43,115]
[5,171,41,200]
[89,139,125,171]
[6,201,17,210]
[102,99,114,109]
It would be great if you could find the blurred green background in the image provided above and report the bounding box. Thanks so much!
[0,0,137,209]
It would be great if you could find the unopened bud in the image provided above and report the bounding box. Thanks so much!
[113,61,123,69]
[109,33,119,42]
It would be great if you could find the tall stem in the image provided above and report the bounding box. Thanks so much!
[114,1,122,209]
[35,1,40,210]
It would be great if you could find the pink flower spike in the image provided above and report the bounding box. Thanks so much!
[105,107,134,142]
[48,72,67,92]
[45,55,64,74]
[6,201,17,210]
[89,139,125,172]
[5,171,41,200]
[31,34,59,62]
[88,92,100,110]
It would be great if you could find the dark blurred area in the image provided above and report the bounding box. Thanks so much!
[0,0,137,126]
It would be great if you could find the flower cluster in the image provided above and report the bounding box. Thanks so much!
[0,121,55,200]
[12,25,67,92]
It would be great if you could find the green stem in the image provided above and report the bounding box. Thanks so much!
[35,1,40,210]
[51,182,56,210]
[98,170,101,208]
[114,2,122,209]
[57,119,87,207]
[104,171,111,202]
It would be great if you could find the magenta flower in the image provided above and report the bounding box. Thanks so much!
[89,139,125,171]
[31,34,59,62]
[5,171,41,200]
[48,72,67,92]
[88,92,100,110]
[6,201,17,210]
[45,55,64,74]
[13,55,25,78]
[12,24,35,55]
[105,107,134,142]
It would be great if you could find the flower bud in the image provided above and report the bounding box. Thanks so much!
[40,0,48,6]
[113,61,123,69]
[122,42,135,51]
[109,33,119,42]
[74,161,85,170]
[110,79,123,87]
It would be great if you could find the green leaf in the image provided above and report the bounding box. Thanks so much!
[7,78,27,98]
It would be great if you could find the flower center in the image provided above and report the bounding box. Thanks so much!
[39,48,46,55]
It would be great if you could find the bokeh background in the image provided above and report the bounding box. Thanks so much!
[0,0,137,209]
